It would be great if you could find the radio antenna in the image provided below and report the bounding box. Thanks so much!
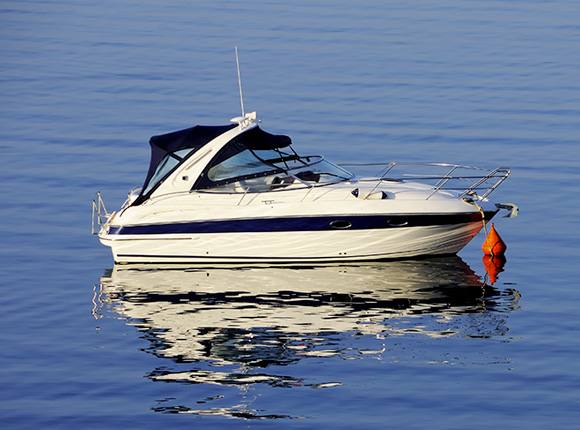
[235,46,245,116]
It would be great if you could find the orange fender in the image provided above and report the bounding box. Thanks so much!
[482,223,507,256]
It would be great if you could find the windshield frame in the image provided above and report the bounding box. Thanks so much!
[193,153,355,194]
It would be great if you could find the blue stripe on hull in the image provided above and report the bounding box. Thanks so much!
[109,211,496,235]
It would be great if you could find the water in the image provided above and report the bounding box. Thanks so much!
[1,0,579,428]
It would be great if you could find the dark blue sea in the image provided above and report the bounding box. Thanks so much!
[2,1,580,428]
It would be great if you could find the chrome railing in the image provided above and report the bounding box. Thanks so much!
[340,162,511,201]
[91,191,110,235]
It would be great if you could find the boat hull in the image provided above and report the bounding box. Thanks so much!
[100,219,486,264]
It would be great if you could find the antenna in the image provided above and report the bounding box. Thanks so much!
[235,46,245,116]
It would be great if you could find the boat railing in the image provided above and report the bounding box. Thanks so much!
[91,191,110,235]
[340,162,511,200]
[171,161,509,204]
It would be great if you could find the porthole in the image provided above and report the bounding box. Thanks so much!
[329,220,352,229]
[385,218,408,227]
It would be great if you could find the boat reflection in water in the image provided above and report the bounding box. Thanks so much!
[97,256,520,418]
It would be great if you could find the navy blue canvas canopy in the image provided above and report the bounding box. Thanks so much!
[134,125,235,204]
[234,126,292,150]
[133,124,292,205]
[147,124,236,184]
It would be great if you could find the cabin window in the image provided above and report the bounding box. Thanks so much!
[143,154,180,194]
[173,148,194,159]
[207,149,282,182]
[142,148,197,195]
[200,148,291,189]
[142,154,180,195]
[194,138,354,192]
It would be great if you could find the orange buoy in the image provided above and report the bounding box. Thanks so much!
[482,223,507,256]
[482,254,506,285]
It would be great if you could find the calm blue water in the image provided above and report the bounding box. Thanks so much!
[2,0,580,428]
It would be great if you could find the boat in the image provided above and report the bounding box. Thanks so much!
[92,110,517,264]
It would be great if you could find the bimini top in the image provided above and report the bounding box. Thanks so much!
[134,124,293,205]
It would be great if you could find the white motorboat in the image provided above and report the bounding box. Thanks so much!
[93,111,517,264]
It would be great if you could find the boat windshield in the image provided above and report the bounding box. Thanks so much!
[195,147,353,193]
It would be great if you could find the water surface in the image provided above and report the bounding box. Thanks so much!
[1,0,580,428]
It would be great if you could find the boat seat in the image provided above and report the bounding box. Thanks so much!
[269,176,295,190]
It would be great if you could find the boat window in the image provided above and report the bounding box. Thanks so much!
[173,148,194,159]
[142,154,180,195]
[141,148,197,195]
[207,149,283,182]
[200,158,353,193]
[197,148,290,189]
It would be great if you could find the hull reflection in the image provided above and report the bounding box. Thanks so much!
[98,256,520,417]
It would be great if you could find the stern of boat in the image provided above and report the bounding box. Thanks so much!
[91,191,116,243]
